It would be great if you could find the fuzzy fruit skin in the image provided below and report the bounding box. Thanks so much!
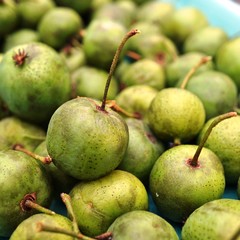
[181,199,240,240]
[9,213,73,240]
[108,210,179,240]
[46,97,129,181]
[69,170,149,237]
[0,150,53,237]
[198,115,240,185]
[0,42,71,124]
[149,145,225,223]
[147,88,206,143]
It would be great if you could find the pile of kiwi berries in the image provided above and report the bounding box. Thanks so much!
[0,0,239,239]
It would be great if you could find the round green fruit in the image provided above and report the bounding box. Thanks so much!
[46,97,129,180]
[0,42,71,124]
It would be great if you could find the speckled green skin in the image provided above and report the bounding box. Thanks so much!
[38,7,82,49]
[34,140,77,195]
[0,42,71,124]
[16,0,55,29]
[147,88,206,143]
[118,118,165,183]
[115,85,158,122]
[0,0,18,39]
[69,170,149,237]
[184,26,228,56]
[120,59,166,91]
[83,19,127,70]
[181,199,240,240]
[71,66,118,100]
[108,210,179,240]
[216,37,240,91]
[198,115,240,185]
[0,150,53,237]
[184,70,238,120]
[10,213,73,240]
[165,52,213,87]
[46,97,129,180]
[0,116,46,151]
[149,145,225,223]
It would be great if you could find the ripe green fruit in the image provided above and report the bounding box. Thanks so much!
[181,199,240,240]
[181,70,238,120]
[16,0,55,28]
[147,87,206,143]
[83,19,127,70]
[34,140,78,195]
[216,36,240,90]
[71,66,119,100]
[183,26,228,56]
[46,97,129,181]
[120,58,166,90]
[0,150,53,237]
[162,7,208,45]
[0,42,71,123]
[118,118,165,183]
[0,0,18,39]
[3,28,40,52]
[0,116,46,151]
[69,170,149,237]
[149,144,225,223]
[60,45,86,73]
[115,84,158,122]
[92,1,136,27]
[198,115,240,185]
[165,52,213,87]
[136,1,175,28]
[38,7,83,49]
[9,213,73,240]
[107,210,179,240]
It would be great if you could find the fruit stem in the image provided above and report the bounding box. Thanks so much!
[190,111,237,167]
[13,144,52,164]
[106,100,141,119]
[180,56,212,89]
[61,193,80,235]
[100,29,140,111]
[37,223,112,240]
[24,200,55,215]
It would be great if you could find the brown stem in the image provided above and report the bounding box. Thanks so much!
[106,100,141,119]
[100,29,140,111]
[36,223,96,240]
[25,200,55,215]
[61,193,80,235]
[190,111,237,167]
[180,56,212,89]
[13,144,52,164]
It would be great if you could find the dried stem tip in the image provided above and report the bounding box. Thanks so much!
[12,48,28,66]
